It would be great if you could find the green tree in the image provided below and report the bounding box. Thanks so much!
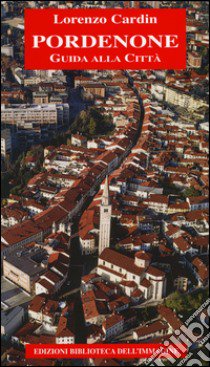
[1,172,11,198]
[183,187,202,198]
[2,198,8,207]
[71,107,114,137]
[165,291,186,313]
[165,289,209,317]
[10,185,22,196]
[89,117,97,135]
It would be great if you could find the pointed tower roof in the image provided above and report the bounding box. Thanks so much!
[102,176,110,206]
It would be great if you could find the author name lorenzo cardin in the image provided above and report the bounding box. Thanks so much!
[53,13,158,25]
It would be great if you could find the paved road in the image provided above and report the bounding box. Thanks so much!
[1,277,32,310]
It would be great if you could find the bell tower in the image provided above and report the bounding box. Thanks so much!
[98,176,112,255]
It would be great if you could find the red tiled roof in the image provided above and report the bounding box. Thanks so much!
[56,316,74,338]
[131,289,143,298]
[135,251,152,261]
[83,300,109,321]
[102,314,124,330]
[134,321,168,338]
[147,266,165,278]
[82,273,101,284]
[42,270,61,284]
[140,278,152,288]
[158,305,183,330]
[174,236,191,252]
[28,295,46,313]
[192,257,209,282]
[100,249,145,277]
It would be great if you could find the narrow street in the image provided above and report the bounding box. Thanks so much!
[59,70,145,346]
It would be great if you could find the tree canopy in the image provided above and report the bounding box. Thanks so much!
[165,289,209,317]
[183,187,202,198]
[71,107,114,137]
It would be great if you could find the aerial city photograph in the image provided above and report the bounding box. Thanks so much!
[1,1,209,366]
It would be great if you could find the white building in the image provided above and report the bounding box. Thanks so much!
[164,86,207,111]
[1,104,69,127]
[133,320,168,341]
[80,234,97,255]
[151,83,208,111]
[1,44,14,58]
[102,314,124,340]
[98,177,112,255]
[1,129,12,157]
[97,248,166,301]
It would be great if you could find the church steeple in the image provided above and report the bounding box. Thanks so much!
[98,176,112,255]
[102,176,110,206]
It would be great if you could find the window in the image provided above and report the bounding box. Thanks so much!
[133,276,136,280]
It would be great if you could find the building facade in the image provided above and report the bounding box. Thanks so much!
[1,104,69,127]
[1,129,12,157]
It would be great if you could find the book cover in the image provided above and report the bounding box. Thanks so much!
[1,1,209,366]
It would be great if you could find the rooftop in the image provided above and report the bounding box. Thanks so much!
[4,245,47,276]
[100,248,145,277]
